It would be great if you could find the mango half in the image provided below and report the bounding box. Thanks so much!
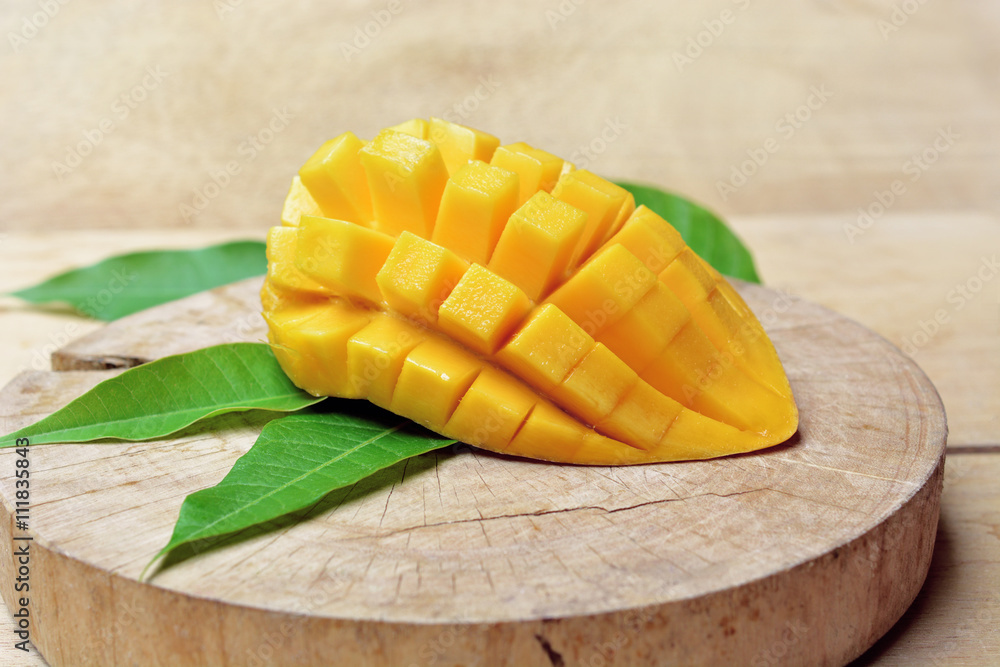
[263,118,798,465]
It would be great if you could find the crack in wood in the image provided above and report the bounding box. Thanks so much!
[360,488,765,540]
[534,633,565,667]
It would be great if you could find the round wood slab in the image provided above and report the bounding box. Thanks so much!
[0,279,947,667]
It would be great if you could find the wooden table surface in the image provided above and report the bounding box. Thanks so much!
[0,1,997,665]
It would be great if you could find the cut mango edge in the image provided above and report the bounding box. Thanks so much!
[262,118,798,465]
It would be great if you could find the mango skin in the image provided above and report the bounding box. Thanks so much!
[263,118,798,465]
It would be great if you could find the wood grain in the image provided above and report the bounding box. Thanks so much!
[851,452,1000,665]
[0,2,997,234]
[0,282,946,666]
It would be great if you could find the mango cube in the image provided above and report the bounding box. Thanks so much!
[429,117,500,174]
[346,317,426,408]
[598,381,683,451]
[391,337,481,431]
[376,232,469,324]
[265,299,372,398]
[437,264,533,356]
[295,215,395,305]
[488,192,587,301]
[606,206,686,274]
[496,304,593,393]
[555,343,639,424]
[280,176,322,227]
[432,160,520,265]
[551,170,635,268]
[444,367,536,451]
[490,142,566,206]
[266,227,331,295]
[360,129,448,238]
[598,283,690,371]
[298,132,373,226]
[388,118,429,140]
[544,244,656,338]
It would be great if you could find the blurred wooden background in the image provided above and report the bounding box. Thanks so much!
[0,1,997,665]
[1,1,997,230]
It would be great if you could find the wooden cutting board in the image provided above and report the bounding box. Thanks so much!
[0,279,947,667]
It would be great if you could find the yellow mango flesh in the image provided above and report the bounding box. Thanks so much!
[428,117,501,174]
[298,132,373,226]
[488,191,587,301]
[432,160,520,265]
[295,215,394,305]
[551,169,635,268]
[280,176,322,227]
[490,142,567,206]
[262,118,798,465]
[375,232,469,325]
[360,129,448,238]
[265,227,332,295]
[437,264,534,356]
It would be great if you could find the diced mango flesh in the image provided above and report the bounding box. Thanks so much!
[388,118,429,140]
[391,337,482,431]
[488,191,587,301]
[346,316,426,407]
[444,366,536,452]
[360,129,448,239]
[265,227,331,296]
[490,142,567,206]
[551,169,635,268]
[295,215,394,305]
[263,119,798,465]
[265,298,372,399]
[555,343,638,425]
[298,132,373,226]
[496,304,593,392]
[281,176,322,227]
[437,264,533,356]
[375,232,469,324]
[432,160,519,265]
[429,117,500,174]
[544,244,656,337]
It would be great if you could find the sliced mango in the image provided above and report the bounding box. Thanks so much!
[428,117,500,174]
[298,132,373,226]
[265,227,331,296]
[437,264,533,356]
[488,191,587,301]
[432,160,519,265]
[490,142,567,206]
[551,169,635,268]
[375,232,469,325]
[262,120,798,465]
[280,176,322,227]
[295,215,394,305]
[360,129,448,238]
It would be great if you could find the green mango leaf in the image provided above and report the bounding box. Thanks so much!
[9,240,267,320]
[0,343,322,448]
[615,182,761,283]
[147,407,454,576]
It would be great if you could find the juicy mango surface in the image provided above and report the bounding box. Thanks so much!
[263,118,798,465]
